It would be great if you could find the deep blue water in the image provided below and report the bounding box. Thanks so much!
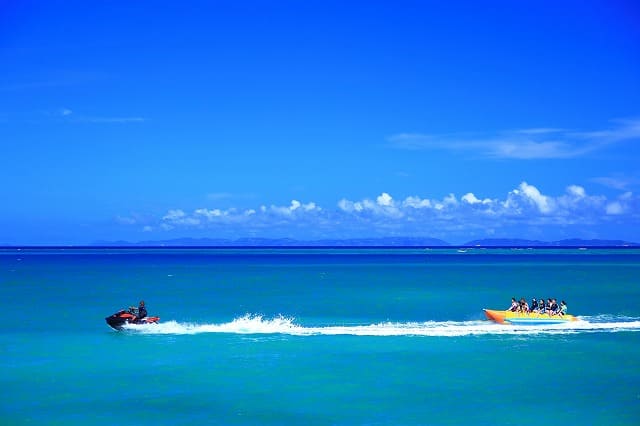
[1,248,639,425]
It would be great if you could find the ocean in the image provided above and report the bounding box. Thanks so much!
[1,248,639,425]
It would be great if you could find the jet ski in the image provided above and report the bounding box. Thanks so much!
[105,308,160,330]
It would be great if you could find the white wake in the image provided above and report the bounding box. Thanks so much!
[122,314,640,337]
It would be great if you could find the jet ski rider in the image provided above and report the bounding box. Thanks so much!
[129,300,147,322]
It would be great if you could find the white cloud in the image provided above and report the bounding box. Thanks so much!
[139,183,638,239]
[302,202,318,211]
[604,192,637,216]
[518,182,553,213]
[461,193,493,205]
[195,208,225,219]
[592,176,636,190]
[403,196,431,209]
[500,183,555,215]
[162,209,200,226]
[338,198,364,213]
[338,193,402,217]
[377,193,393,206]
[54,108,145,123]
[606,202,624,215]
[163,209,186,221]
[337,182,636,228]
[388,119,640,160]
[443,193,458,206]
[567,185,586,198]
[490,140,578,159]
[515,128,565,135]
[161,201,321,230]
[462,193,481,204]
[337,199,350,211]
[267,200,320,216]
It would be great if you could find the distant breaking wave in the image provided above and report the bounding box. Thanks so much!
[122,314,640,336]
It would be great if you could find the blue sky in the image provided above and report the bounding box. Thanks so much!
[1,0,639,244]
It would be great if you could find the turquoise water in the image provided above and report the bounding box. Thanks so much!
[1,248,639,425]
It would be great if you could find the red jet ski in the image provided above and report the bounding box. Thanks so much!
[105,308,160,330]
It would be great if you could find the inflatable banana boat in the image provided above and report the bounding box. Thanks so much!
[484,309,578,325]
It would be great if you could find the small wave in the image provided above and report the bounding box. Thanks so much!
[122,314,640,336]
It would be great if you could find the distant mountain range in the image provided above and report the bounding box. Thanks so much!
[86,237,639,247]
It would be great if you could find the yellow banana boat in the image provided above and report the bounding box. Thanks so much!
[484,309,578,325]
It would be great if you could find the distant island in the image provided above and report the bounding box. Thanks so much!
[462,238,639,247]
[83,237,640,247]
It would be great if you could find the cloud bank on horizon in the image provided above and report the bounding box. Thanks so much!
[121,118,640,243]
[121,182,638,243]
